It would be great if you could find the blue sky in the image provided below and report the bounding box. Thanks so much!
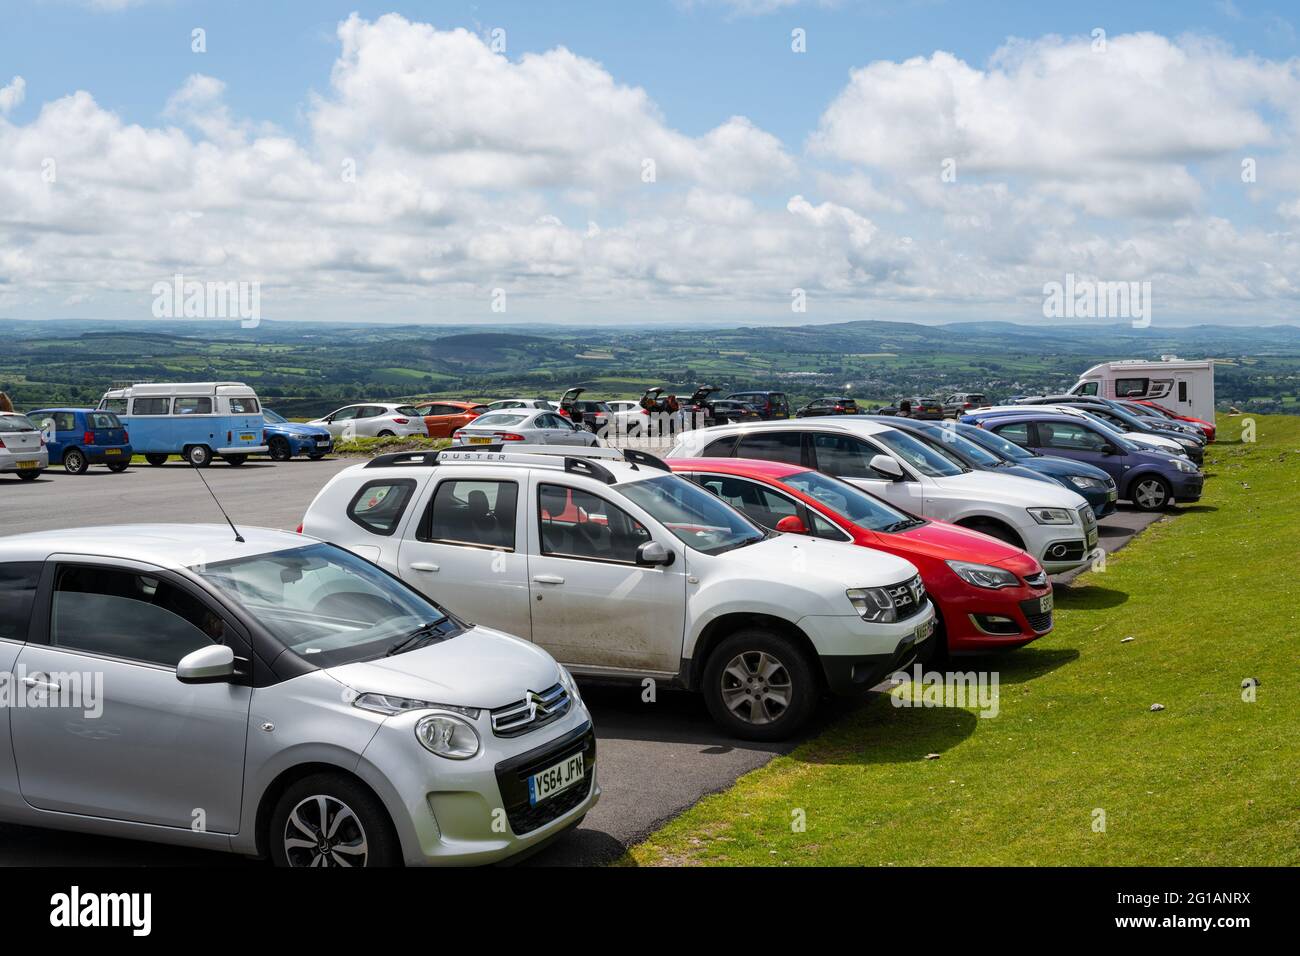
[1,1,1298,326]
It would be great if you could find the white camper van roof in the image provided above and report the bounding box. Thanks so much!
[122,382,257,396]
[1078,359,1214,377]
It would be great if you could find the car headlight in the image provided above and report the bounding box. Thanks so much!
[1027,507,1075,525]
[1067,476,1106,490]
[415,713,481,760]
[847,587,897,623]
[351,692,480,720]
[557,664,582,704]
[946,560,1021,589]
[1174,458,1199,474]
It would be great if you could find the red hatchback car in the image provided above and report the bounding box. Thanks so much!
[666,457,1055,657]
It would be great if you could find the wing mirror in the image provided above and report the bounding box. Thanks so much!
[176,644,235,684]
[636,541,675,567]
[869,454,905,480]
[775,515,808,535]
[1101,444,1117,456]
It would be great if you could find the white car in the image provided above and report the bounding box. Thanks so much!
[605,400,651,436]
[309,403,428,440]
[481,398,555,413]
[450,409,602,447]
[969,405,1189,457]
[0,412,48,481]
[301,445,935,740]
[0,524,597,866]
[669,419,1098,575]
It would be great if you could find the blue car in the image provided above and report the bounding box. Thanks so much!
[27,408,133,474]
[1017,396,1205,463]
[963,411,1204,511]
[263,409,334,461]
[867,416,1118,519]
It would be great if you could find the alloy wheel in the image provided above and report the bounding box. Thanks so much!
[719,651,793,725]
[1135,479,1168,509]
[283,794,369,867]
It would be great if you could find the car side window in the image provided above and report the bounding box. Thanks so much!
[331,406,359,421]
[50,412,76,431]
[132,397,170,416]
[347,479,417,536]
[810,433,893,479]
[426,404,454,416]
[0,562,41,642]
[538,484,649,564]
[692,474,798,530]
[174,397,212,415]
[102,398,128,414]
[228,397,259,414]
[50,565,225,667]
[701,436,739,456]
[991,422,1032,446]
[1039,423,1108,452]
[420,479,518,551]
[808,511,851,541]
[735,431,803,466]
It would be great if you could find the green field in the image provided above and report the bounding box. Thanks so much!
[624,414,1300,866]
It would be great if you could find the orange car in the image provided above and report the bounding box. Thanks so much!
[414,401,488,438]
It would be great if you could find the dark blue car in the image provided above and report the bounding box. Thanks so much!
[867,416,1118,518]
[963,411,1204,511]
[262,409,334,461]
[27,408,133,474]
[1017,396,1205,463]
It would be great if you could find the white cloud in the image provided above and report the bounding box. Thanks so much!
[0,77,25,115]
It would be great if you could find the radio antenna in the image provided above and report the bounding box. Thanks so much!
[191,464,245,543]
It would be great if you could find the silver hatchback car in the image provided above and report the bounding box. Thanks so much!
[0,412,49,481]
[0,525,597,866]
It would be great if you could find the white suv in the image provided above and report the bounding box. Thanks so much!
[669,419,1098,575]
[302,446,935,740]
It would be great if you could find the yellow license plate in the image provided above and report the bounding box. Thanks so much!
[105,448,121,455]
[240,433,255,441]
[468,436,492,444]
[17,460,38,470]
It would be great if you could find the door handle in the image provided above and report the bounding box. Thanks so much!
[21,677,59,694]
[532,574,565,585]
[410,562,440,572]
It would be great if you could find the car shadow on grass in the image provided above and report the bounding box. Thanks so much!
[1052,582,1129,610]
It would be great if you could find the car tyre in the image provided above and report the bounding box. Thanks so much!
[1131,475,1171,511]
[269,773,401,868]
[268,437,292,461]
[106,461,130,473]
[224,455,247,467]
[63,449,88,475]
[703,628,817,741]
[15,471,40,482]
[185,445,212,468]
[377,430,395,438]
[962,519,1023,549]
[145,453,168,467]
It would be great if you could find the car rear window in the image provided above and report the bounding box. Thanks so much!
[0,563,41,642]
[472,413,528,428]
[228,397,260,414]
[0,415,36,432]
[395,406,421,417]
[89,413,121,429]
[347,479,417,536]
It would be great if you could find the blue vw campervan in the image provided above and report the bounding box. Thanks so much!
[98,382,267,467]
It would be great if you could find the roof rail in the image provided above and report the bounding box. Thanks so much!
[564,457,616,484]
[364,450,446,468]
[621,448,672,472]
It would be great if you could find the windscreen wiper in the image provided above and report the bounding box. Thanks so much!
[386,619,450,656]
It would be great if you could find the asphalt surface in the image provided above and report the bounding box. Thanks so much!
[0,455,1162,866]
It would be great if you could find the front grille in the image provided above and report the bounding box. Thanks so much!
[887,574,927,621]
[1022,570,1048,588]
[494,722,596,837]
[1019,597,1053,633]
[1077,505,1097,533]
[490,683,571,738]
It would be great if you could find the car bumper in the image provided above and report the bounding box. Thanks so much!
[361,704,599,866]
[800,607,937,695]
[291,436,333,455]
[941,586,1054,652]
[85,444,133,462]
[0,450,49,472]
[1171,473,1204,501]
[217,444,268,455]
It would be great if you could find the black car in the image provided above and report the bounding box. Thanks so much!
[795,397,860,417]
[725,390,790,420]
[873,396,944,420]
[708,400,762,424]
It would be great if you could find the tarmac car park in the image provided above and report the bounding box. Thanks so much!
[301,445,936,741]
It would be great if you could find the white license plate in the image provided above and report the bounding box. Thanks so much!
[17,460,38,470]
[1039,592,1054,614]
[468,436,492,445]
[527,753,585,806]
[315,440,330,447]
[1087,529,1099,547]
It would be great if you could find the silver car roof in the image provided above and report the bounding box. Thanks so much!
[0,524,314,567]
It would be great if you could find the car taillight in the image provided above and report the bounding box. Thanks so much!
[0,437,6,448]
[83,430,95,444]
[295,523,303,534]
[122,429,129,442]
[451,430,462,440]
[495,432,525,441]
[393,418,409,424]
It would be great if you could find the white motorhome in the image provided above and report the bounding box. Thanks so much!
[1070,358,1215,425]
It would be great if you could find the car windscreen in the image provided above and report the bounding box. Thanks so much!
[470,413,529,428]
[263,409,287,424]
[0,415,36,432]
[782,470,916,532]
[873,428,967,477]
[958,423,1033,460]
[915,424,1004,466]
[196,542,458,667]
[618,474,766,556]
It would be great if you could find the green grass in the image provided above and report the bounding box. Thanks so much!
[624,414,1300,866]
[332,435,450,456]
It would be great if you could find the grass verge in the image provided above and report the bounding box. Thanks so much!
[623,414,1300,866]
